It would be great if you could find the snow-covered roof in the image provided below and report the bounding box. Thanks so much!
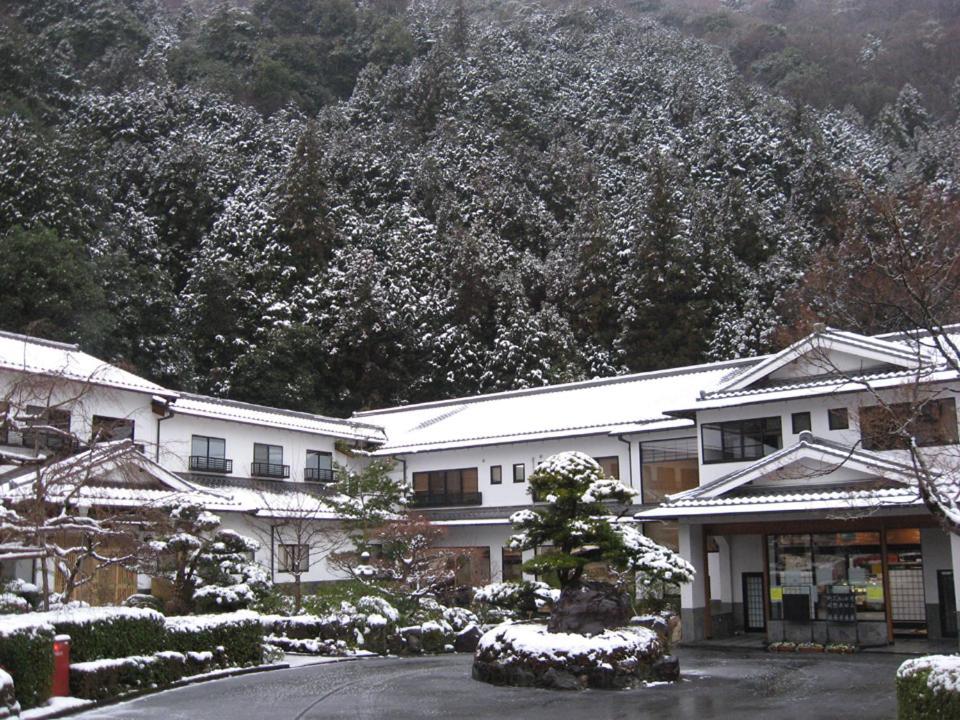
[636,485,921,518]
[635,434,925,520]
[0,441,238,511]
[0,330,175,398]
[354,358,758,454]
[172,393,386,444]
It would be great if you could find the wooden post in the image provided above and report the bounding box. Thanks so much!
[881,527,894,644]
[703,525,713,639]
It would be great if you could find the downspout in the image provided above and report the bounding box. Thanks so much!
[616,434,635,490]
[270,524,276,584]
[153,398,175,462]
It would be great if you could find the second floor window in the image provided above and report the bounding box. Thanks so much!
[305,450,334,482]
[253,443,288,478]
[20,405,72,451]
[190,435,231,473]
[594,456,620,480]
[513,463,526,483]
[702,417,782,464]
[860,398,959,451]
[411,468,480,506]
[91,415,134,443]
[490,465,502,484]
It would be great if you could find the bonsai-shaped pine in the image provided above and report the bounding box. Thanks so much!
[148,501,270,614]
[508,452,694,592]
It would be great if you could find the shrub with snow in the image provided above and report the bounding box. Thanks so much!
[897,655,960,720]
[473,623,663,690]
[0,668,18,720]
[0,614,54,710]
[44,606,167,662]
[473,581,558,621]
[165,611,264,667]
[69,649,226,701]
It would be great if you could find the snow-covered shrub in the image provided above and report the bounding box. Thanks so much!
[165,611,263,667]
[0,593,29,615]
[473,581,558,621]
[264,635,349,656]
[473,623,663,690]
[69,649,224,701]
[442,605,479,632]
[0,668,18,719]
[0,614,54,709]
[46,606,166,662]
[897,655,960,720]
[357,596,400,624]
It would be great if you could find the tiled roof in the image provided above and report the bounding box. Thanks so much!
[354,358,758,454]
[665,485,918,508]
[173,393,386,443]
[0,331,175,397]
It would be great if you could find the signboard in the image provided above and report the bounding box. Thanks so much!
[826,591,857,623]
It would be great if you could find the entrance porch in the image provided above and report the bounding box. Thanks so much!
[676,514,960,650]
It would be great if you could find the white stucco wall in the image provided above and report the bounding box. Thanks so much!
[157,412,347,484]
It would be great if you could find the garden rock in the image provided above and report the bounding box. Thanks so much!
[548,581,632,635]
[455,624,482,653]
[652,655,680,682]
[401,626,422,654]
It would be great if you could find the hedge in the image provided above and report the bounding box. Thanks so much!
[70,649,224,701]
[0,615,54,710]
[165,611,263,667]
[47,607,166,663]
[898,656,960,720]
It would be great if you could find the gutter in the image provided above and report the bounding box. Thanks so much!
[152,396,175,462]
[616,434,635,490]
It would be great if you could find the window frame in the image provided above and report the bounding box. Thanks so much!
[593,455,620,480]
[305,450,334,482]
[490,465,502,485]
[701,416,783,464]
[791,411,812,435]
[91,414,134,443]
[277,543,310,574]
[513,463,526,483]
[191,434,226,459]
[860,397,959,451]
[828,407,849,431]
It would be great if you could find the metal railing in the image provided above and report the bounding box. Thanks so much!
[305,467,335,483]
[251,462,290,479]
[410,491,482,508]
[190,456,234,474]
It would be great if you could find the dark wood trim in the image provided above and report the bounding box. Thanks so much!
[881,530,894,643]
[762,534,771,632]
[704,515,937,536]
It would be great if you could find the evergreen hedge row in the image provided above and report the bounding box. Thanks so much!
[48,607,167,662]
[165,612,264,667]
[0,616,54,710]
[70,649,225,701]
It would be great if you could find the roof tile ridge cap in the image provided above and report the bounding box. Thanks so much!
[177,392,381,431]
[0,329,80,351]
[354,357,762,418]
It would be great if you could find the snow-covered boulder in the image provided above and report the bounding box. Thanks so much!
[472,622,666,690]
[0,669,19,719]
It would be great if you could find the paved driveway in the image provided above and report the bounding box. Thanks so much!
[73,648,904,720]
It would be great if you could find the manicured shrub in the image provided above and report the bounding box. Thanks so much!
[165,611,263,667]
[0,615,54,709]
[0,668,19,719]
[69,650,223,701]
[897,656,960,720]
[46,607,166,662]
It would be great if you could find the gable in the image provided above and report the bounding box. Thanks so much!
[714,328,927,395]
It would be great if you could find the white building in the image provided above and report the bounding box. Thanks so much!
[2,325,959,650]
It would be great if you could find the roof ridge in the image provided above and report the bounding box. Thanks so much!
[0,330,80,352]
[353,355,761,418]
[178,392,385,433]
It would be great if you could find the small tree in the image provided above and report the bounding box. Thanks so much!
[147,501,269,615]
[509,452,694,593]
[353,512,457,613]
[255,488,346,614]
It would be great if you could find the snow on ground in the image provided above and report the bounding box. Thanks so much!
[20,697,93,720]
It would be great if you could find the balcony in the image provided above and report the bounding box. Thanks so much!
[251,462,290,479]
[410,491,483,508]
[305,467,335,483]
[190,456,234,474]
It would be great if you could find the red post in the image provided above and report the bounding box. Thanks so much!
[52,635,70,697]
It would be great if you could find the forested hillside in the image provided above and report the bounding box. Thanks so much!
[1,0,957,415]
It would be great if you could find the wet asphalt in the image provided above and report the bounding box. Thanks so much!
[72,648,904,720]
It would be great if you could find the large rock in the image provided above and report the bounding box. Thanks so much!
[548,581,631,635]
[651,655,680,682]
[454,624,482,653]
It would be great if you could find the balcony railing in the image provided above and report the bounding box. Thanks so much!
[190,455,234,474]
[251,462,290,479]
[305,467,335,483]
[410,491,482,508]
